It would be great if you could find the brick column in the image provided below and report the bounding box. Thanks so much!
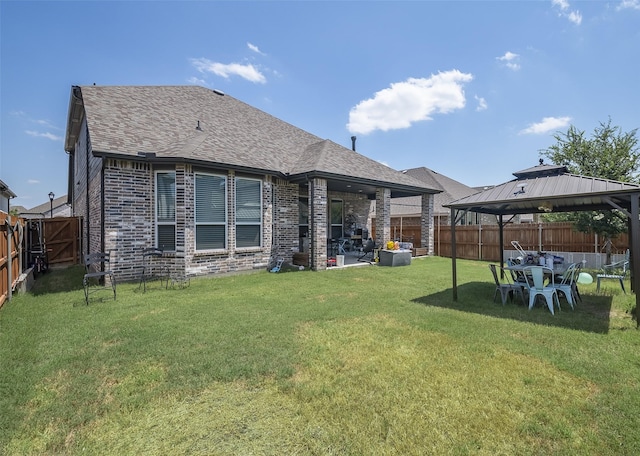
[309,177,328,270]
[421,193,435,255]
[375,187,391,248]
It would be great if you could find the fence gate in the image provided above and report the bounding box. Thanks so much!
[43,217,81,266]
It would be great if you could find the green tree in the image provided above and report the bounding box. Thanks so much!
[540,118,640,263]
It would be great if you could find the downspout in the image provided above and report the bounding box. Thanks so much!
[85,121,90,254]
[309,176,315,270]
[101,159,106,254]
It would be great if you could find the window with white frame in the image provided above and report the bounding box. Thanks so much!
[195,173,227,250]
[156,171,176,251]
[235,177,262,248]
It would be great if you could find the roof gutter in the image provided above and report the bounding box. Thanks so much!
[64,86,84,153]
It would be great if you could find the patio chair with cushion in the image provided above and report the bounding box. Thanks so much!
[489,264,525,305]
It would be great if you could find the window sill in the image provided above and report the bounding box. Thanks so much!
[194,249,228,257]
[234,247,263,254]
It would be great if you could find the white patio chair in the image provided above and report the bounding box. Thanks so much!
[549,262,578,310]
[489,264,525,305]
[522,266,560,315]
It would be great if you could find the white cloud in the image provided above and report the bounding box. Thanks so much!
[190,58,266,83]
[496,51,521,71]
[617,0,640,10]
[187,76,207,86]
[25,130,63,141]
[475,95,488,111]
[567,10,583,24]
[519,116,572,135]
[12,111,60,130]
[247,42,266,55]
[347,70,473,135]
[28,179,40,184]
[552,0,582,25]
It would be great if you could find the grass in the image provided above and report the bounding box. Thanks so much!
[1,257,639,455]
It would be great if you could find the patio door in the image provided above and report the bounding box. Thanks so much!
[330,199,343,239]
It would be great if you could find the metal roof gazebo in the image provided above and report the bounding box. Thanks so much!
[445,162,640,326]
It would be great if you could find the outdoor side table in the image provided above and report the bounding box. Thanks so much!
[378,249,412,267]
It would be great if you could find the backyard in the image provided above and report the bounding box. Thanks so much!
[0,256,638,455]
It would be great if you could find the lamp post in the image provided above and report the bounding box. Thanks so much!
[48,192,54,218]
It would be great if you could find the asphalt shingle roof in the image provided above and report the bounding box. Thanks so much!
[387,167,479,216]
[73,85,437,194]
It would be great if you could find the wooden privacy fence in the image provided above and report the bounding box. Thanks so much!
[434,222,629,261]
[1,213,25,308]
[378,220,629,261]
[0,215,81,308]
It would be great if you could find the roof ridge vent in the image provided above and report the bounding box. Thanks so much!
[212,89,225,96]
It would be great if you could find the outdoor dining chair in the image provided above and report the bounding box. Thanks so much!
[596,255,629,294]
[489,264,525,305]
[139,247,169,292]
[357,239,375,262]
[83,252,116,305]
[522,266,561,315]
[549,262,578,309]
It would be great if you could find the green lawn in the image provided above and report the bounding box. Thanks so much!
[1,257,638,455]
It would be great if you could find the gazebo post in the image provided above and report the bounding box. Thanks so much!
[630,192,640,326]
[451,207,458,301]
[498,214,504,279]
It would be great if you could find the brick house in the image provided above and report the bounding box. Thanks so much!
[0,179,16,214]
[64,85,439,281]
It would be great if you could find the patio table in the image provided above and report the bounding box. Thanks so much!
[504,263,569,285]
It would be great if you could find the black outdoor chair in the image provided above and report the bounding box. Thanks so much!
[357,239,376,262]
[139,247,170,292]
[83,252,116,305]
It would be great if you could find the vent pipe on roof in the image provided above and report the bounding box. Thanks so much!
[351,136,356,151]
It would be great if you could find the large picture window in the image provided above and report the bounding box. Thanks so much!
[235,177,262,248]
[195,173,227,250]
[156,171,176,251]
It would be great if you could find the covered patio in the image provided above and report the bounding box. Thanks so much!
[445,162,640,326]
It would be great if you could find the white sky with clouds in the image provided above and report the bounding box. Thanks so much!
[1,0,640,208]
